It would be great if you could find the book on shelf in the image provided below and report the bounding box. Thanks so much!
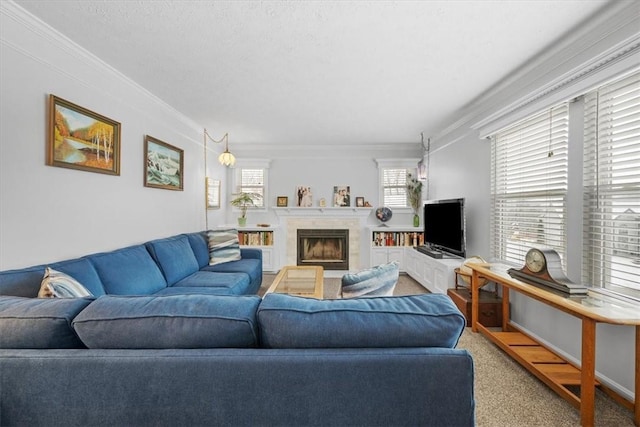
[372,231,424,247]
[238,230,273,246]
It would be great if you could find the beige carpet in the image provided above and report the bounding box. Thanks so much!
[260,273,635,426]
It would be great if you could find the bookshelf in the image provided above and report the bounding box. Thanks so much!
[369,227,424,271]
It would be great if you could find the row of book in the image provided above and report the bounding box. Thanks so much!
[372,232,424,247]
[238,231,274,246]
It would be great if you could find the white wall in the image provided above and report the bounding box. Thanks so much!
[0,3,226,269]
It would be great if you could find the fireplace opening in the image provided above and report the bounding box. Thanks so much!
[297,229,349,270]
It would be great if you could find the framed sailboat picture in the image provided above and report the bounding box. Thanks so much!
[144,135,184,191]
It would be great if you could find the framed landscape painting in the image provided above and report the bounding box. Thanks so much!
[47,95,121,175]
[144,135,184,191]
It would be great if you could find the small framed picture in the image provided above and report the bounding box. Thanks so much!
[296,186,313,207]
[47,95,121,175]
[144,135,184,191]
[333,185,351,207]
[206,177,220,209]
[356,197,364,207]
[277,196,288,207]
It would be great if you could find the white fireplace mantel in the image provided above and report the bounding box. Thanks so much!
[273,207,373,218]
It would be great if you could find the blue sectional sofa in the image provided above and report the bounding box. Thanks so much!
[0,231,475,426]
[0,231,262,298]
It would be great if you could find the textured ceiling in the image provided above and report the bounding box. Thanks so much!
[15,0,610,147]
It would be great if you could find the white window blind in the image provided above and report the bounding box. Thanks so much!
[583,70,640,298]
[382,168,409,208]
[238,168,264,208]
[490,104,569,265]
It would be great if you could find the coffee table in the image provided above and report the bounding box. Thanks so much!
[265,265,324,299]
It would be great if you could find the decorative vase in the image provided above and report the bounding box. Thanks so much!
[237,217,247,227]
[413,214,420,227]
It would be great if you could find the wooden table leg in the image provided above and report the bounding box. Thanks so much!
[502,287,510,331]
[471,270,479,332]
[635,325,639,426]
[581,318,596,427]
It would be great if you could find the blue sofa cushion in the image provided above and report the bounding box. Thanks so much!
[207,228,241,265]
[38,267,93,298]
[88,245,167,295]
[170,271,252,294]
[146,235,199,286]
[184,232,210,269]
[72,294,261,349]
[50,258,106,296]
[341,261,399,298]
[258,293,466,349]
[0,296,92,348]
[0,258,105,298]
[202,259,262,292]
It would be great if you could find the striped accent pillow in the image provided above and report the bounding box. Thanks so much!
[38,267,93,298]
[341,261,399,298]
[207,228,242,266]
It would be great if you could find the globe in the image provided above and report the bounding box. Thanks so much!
[459,256,488,286]
[375,207,393,223]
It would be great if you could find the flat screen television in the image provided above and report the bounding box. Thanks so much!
[421,198,466,258]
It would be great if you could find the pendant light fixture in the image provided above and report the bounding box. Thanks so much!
[417,132,429,181]
[204,128,236,167]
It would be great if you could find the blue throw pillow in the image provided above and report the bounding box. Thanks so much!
[257,293,466,349]
[72,294,261,349]
[0,296,92,348]
[341,261,399,298]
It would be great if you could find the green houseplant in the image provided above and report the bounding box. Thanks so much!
[230,192,262,226]
[407,173,423,227]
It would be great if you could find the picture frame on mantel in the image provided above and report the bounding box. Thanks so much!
[144,135,184,191]
[47,94,121,175]
[333,185,351,207]
[356,196,364,207]
[277,196,288,207]
[296,186,313,207]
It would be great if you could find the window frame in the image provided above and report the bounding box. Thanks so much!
[375,159,420,210]
[231,159,271,212]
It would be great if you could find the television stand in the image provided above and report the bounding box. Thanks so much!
[416,246,443,259]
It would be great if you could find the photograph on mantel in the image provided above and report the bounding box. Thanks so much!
[296,186,313,207]
[333,186,351,207]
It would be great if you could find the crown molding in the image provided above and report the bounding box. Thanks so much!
[1,0,203,139]
[431,0,640,143]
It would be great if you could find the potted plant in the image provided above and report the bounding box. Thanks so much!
[230,192,263,226]
[406,173,423,227]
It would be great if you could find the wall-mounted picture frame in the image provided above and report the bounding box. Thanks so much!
[296,186,313,207]
[47,94,121,175]
[144,135,184,191]
[206,177,220,209]
[356,196,365,207]
[277,196,288,207]
[333,185,351,207]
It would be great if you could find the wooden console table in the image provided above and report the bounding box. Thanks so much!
[469,262,640,427]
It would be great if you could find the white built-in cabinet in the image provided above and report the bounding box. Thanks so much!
[404,248,461,294]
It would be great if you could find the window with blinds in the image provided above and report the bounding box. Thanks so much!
[238,168,265,208]
[490,104,569,265]
[583,70,640,298]
[382,168,409,208]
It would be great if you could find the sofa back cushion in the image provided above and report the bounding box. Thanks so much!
[72,294,261,349]
[0,296,92,348]
[0,258,105,298]
[145,235,199,286]
[257,293,465,349]
[88,245,167,295]
[184,232,210,269]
